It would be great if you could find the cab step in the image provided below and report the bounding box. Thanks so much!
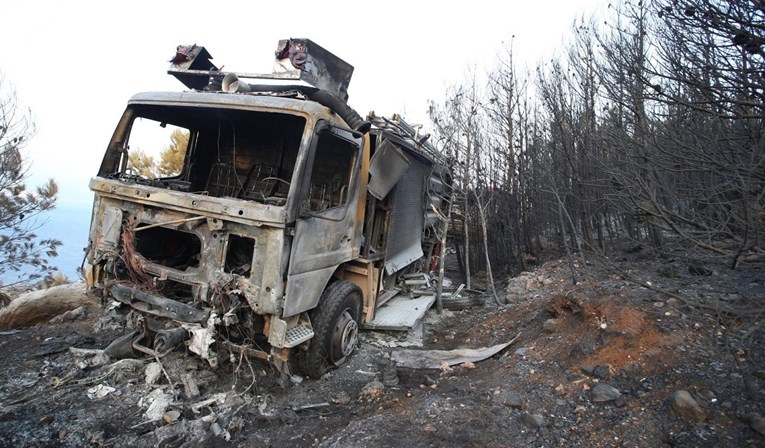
[363,294,435,331]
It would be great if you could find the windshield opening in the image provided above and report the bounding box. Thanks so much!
[103,105,306,204]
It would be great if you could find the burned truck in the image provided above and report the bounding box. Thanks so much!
[85,39,451,378]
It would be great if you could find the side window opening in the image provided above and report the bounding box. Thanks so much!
[307,132,358,212]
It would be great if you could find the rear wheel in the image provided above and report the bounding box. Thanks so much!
[295,280,362,378]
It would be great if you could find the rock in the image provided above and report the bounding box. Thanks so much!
[572,343,594,356]
[359,379,385,401]
[593,365,611,379]
[543,319,558,333]
[668,390,705,422]
[37,415,53,426]
[145,362,163,385]
[666,297,680,307]
[86,384,116,399]
[49,305,87,324]
[163,410,181,425]
[581,365,595,376]
[423,424,438,433]
[70,347,110,369]
[0,290,11,309]
[514,347,529,356]
[144,389,173,421]
[0,282,92,329]
[591,383,621,403]
[330,391,351,405]
[746,413,765,436]
[181,373,200,398]
[520,413,546,428]
[497,391,527,410]
[107,358,145,383]
[752,417,765,437]
[554,384,566,397]
[461,361,476,369]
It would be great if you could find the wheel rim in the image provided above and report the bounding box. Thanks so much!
[330,309,359,365]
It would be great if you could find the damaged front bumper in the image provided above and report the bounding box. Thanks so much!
[86,180,302,370]
[110,283,209,324]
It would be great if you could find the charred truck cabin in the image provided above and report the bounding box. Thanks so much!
[85,39,452,378]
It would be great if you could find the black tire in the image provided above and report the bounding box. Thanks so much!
[295,280,362,379]
[441,293,486,311]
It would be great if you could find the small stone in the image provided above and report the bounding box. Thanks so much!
[574,405,586,414]
[653,301,665,308]
[70,347,110,369]
[50,306,87,324]
[181,373,200,398]
[746,413,765,436]
[667,390,705,422]
[591,383,621,403]
[423,424,438,433]
[581,365,596,376]
[498,391,527,410]
[359,379,385,401]
[38,415,53,426]
[145,362,162,385]
[330,391,351,405]
[593,365,611,379]
[144,389,172,421]
[554,384,566,397]
[162,410,181,425]
[514,347,529,356]
[666,298,680,307]
[520,413,546,428]
[86,384,116,400]
[461,361,476,369]
[543,319,558,333]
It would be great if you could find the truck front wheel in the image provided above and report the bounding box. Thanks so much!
[298,280,362,378]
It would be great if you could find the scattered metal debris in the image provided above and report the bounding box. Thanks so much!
[391,333,521,369]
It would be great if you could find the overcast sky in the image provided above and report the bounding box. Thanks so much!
[1,0,602,208]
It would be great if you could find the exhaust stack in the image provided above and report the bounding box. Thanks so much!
[221,73,251,93]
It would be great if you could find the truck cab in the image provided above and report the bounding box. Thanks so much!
[85,40,451,377]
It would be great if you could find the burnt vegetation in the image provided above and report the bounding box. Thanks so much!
[431,0,764,307]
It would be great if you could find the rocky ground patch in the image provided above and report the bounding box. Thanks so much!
[1,248,763,447]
